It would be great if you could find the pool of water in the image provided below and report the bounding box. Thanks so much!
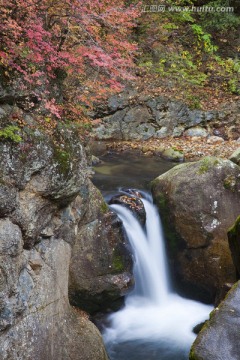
[92,150,176,198]
[106,339,189,360]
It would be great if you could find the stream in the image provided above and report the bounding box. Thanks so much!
[92,151,213,360]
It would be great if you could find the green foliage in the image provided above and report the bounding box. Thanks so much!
[0,126,22,143]
[137,0,240,103]
[53,147,71,175]
[191,24,218,53]
[100,201,109,214]
[112,253,125,272]
[198,158,211,174]
[197,0,240,32]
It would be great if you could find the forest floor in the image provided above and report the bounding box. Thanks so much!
[104,136,239,161]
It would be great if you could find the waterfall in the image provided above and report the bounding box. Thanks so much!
[103,194,213,360]
[110,198,170,304]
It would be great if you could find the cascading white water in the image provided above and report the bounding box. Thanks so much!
[103,195,213,359]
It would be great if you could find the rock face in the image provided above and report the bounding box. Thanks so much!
[190,281,240,360]
[91,92,240,141]
[151,157,240,303]
[190,217,240,360]
[0,122,132,359]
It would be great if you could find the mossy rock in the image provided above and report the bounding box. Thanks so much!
[162,147,184,162]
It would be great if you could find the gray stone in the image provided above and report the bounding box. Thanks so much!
[0,239,108,360]
[172,125,185,137]
[136,123,156,140]
[151,157,240,303]
[184,127,208,137]
[156,127,169,138]
[0,184,17,217]
[0,219,23,256]
[190,281,240,360]
[107,93,132,111]
[95,109,127,140]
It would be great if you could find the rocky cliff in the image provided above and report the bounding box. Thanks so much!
[92,92,240,141]
[0,112,133,359]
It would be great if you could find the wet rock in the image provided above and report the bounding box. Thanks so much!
[151,157,240,303]
[109,191,146,225]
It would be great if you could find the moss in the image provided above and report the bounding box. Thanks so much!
[100,201,108,214]
[197,157,220,175]
[0,125,22,143]
[228,216,240,237]
[197,157,211,174]
[112,252,125,273]
[189,347,197,360]
[53,147,71,175]
[223,175,236,191]
[151,189,180,256]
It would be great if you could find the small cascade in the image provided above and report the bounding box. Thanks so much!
[110,198,169,304]
[103,193,213,360]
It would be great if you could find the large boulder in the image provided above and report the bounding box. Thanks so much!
[190,280,240,360]
[151,157,240,303]
[69,182,133,314]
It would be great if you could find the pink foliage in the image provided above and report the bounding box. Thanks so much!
[0,0,140,118]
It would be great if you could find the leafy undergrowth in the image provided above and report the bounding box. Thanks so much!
[134,0,240,110]
[105,137,239,161]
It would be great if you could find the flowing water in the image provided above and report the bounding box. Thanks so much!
[93,152,213,360]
